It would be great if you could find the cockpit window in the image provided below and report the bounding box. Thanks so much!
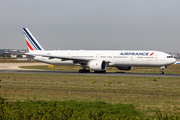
[167,56,173,58]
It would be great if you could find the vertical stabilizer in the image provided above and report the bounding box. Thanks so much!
[23,28,44,51]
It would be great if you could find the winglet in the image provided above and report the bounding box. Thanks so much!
[23,28,44,51]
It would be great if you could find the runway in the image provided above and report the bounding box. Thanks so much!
[0,63,179,77]
[0,69,180,78]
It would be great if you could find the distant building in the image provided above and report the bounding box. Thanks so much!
[10,50,18,52]
[10,54,17,58]
[22,55,27,58]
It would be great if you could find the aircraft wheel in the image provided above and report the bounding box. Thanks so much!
[79,69,90,73]
[79,70,82,73]
[160,71,164,74]
[94,70,106,73]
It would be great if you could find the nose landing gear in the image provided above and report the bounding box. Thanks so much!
[160,66,166,74]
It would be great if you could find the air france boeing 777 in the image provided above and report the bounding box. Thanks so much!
[23,28,176,74]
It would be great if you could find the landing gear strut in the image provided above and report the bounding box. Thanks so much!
[160,66,166,74]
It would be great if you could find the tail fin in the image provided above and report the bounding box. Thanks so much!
[23,28,44,51]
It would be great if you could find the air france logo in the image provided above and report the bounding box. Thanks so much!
[120,52,154,56]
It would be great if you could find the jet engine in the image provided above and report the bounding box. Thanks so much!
[88,60,107,71]
[116,66,133,70]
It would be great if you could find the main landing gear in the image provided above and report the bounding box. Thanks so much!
[79,69,90,73]
[79,65,90,73]
[160,66,166,74]
[94,70,106,73]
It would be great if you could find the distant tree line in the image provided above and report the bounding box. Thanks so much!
[0,53,23,58]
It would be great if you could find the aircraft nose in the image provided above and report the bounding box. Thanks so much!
[173,58,176,63]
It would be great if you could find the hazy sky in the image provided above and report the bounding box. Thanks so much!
[1,0,180,52]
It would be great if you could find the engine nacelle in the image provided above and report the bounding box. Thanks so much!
[116,66,133,70]
[88,60,107,71]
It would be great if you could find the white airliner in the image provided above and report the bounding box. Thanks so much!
[23,28,176,74]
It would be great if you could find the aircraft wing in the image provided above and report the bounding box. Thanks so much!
[48,55,90,61]
[26,53,112,63]
[26,53,91,61]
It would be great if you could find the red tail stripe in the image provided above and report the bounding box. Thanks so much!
[150,52,154,56]
[26,40,34,50]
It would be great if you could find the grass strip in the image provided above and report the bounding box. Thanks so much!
[1,73,180,116]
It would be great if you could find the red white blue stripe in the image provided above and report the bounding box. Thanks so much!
[23,28,44,51]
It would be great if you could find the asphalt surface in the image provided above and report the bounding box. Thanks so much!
[0,69,180,78]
